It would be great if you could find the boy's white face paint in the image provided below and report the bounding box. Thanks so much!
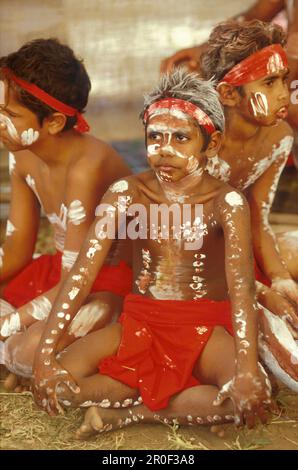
[20,128,39,146]
[250,92,269,117]
[6,220,16,238]
[0,113,20,143]
[8,152,16,175]
[68,200,87,226]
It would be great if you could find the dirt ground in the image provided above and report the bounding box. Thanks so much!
[0,379,297,451]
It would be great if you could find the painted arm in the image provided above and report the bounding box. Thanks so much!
[32,179,134,414]
[160,0,285,73]
[0,152,40,284]
[0,160,110,338]
[247,134,298,309]
[214,189,272,428]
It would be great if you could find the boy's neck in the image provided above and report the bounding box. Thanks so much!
[225,107,262,143]
[30,130,81,166]
[157,167,205,201]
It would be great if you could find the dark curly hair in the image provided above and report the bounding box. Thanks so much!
[200,20,287,83]
[0,38,91,131]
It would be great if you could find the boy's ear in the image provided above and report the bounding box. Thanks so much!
[205,130,223,158]
[45,112,67,135]
[216,82,241,107]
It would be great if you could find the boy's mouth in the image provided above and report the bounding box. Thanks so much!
[158,165,175,172]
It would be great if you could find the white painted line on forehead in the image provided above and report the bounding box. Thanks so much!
[149,108,190,121]
[147,124,191,133]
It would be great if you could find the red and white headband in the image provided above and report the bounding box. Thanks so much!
[143,98,216,134]
[219,44,288,87]
[1,67,90,133]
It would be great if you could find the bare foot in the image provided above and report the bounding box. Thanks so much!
[75,405,144,440]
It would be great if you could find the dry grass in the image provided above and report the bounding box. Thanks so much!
[1,384,297,450]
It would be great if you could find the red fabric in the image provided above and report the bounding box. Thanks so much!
[3,252,132,308]
[220,44,288,86]
[2,67,89,133]
[99,293,233,411]
[143,98,216,134]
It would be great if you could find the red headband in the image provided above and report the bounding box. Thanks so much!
[143,98,216,134]
[219,44,288,87]
[1,67,90,133]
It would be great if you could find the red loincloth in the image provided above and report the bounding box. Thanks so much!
[99,293,234,411]
[3,252,132,308]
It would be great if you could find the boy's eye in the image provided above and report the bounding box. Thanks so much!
[175,133,188,142]
[148,131,161,140]
[264,80,274,87]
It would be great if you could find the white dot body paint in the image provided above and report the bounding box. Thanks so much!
[20,128,39,146]
[110,180,129,193]
[8,153,16,175]
[28,296,52,321]
[224,191,243,209]
[68,287,80,300]
[62,303,70,310]
[0,312,21,337]
[65,314,71,321]
[68,200,87,226]
[57,312,65,318]
[6,220,16,238]
[0,113,21,143]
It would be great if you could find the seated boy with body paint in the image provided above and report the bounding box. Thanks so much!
[27,70,277,436]
[198,22,298,370]
[0,39,132,386]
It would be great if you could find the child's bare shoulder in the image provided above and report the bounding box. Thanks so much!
[68,135,129,183]
[213,183,249,214]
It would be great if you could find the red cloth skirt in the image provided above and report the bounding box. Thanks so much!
[99,293,234,411]
[3,252,132,308]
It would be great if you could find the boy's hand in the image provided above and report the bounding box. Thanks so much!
[271,278,298,314]
[259,285,298,336]
[213,364,275,428]
[33,356,80,416]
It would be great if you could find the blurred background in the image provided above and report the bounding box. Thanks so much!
[0,0,297,246]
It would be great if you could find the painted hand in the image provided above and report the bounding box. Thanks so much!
[213,364,275,429]
[271,278,298,323]
[33,356,80,416]
[259,285,298,336]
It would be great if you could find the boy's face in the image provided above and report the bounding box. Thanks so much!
[239,68,290,126]
[146,113,206,183]
[0,82,42,151]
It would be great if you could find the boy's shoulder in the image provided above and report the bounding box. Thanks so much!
[213,181,248,213]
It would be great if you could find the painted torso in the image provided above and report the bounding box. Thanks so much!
[127,171,230,301]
